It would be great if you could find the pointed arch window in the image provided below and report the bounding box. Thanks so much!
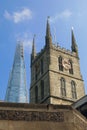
[41,80,44,100]
[71,81,77,99]
[58,56,63,71]
[60,78,66,96]
[35,86,38,103]
[69,60,73,74]
[35,66,37,81]
[41,59,44,74]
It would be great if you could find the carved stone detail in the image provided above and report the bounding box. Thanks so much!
[0,110,64,122]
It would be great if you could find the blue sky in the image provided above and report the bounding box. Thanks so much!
[0,0,87,100]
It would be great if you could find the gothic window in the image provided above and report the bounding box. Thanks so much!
[35,86,38,103]
[60,78,66,97]
[35,66,38,80]
[69,60,73,74]
[41,80,44,100]
[35,74,37,81]
[71,81,77,99]
[58,56,63,71]
[41,59,44,74]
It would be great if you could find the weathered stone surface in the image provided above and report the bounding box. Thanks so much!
[0,110,64,122]
[30,43,85,105]
[0,103,86,130]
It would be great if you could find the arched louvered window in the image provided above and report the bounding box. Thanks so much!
[58,56,63,71]
[71,81,77,99]
[41,80,44,100]
[60,78,66,96]
[69,60,73,74]
[35,86,38,103]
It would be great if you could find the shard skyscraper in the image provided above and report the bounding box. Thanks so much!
[5,43,28,103]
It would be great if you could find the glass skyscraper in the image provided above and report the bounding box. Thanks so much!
[5,43,28,103]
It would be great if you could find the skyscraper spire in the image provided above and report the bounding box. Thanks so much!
[31,35,36,60]
[45,16,52,47]
[71,28,78,56]
[5,42,28,103]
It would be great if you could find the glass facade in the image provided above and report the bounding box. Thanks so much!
[5,43,28,103]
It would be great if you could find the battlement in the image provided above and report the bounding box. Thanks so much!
[33,43,77,63]
[52,43,77,57]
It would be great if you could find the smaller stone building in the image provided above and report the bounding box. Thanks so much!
[0,102,87,130]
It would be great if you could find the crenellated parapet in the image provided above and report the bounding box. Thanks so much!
[52,43,78,58]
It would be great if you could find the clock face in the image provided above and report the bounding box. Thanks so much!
[62,59,71,70]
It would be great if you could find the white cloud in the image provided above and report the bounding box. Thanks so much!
[4,8,32,23]
[23,39,32,49]
[50,10,72,23]
[4,10,12,20]
[16,32,32,52]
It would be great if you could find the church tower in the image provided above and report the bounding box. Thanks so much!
[30,18,85,105]
[5,42,28,103]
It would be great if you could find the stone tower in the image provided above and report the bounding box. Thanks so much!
[30,18,85,105]
[5,42,28,103]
